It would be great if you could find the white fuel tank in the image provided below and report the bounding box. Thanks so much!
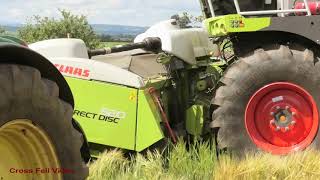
[134,19,214,65]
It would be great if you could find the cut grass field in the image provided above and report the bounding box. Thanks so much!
[88,141,320,180]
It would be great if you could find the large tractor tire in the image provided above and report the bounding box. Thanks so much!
[0,65,88,180]
[211,45,320,155]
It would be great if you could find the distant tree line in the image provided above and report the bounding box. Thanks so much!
[171,12,204,28]
[3,10,203,48]
[98,34,135,42]
[15,9,136,48]
[18,10,101,49]
[0,27,5,34]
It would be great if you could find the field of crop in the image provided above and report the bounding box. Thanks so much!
[88,141,320,180]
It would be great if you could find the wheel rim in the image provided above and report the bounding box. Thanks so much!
[0,119,62,180]
[245,82,319,155]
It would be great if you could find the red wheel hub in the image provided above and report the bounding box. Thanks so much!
[245,82,318,155]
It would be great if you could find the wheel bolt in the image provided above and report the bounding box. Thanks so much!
[270,112,275,116]
[270,119,275,124]
[275,126,280,131]
[284,127,289,132]
[291,120,296,125]
[292,112,296,116]
[276,106,280,110]
[285,106,290,110]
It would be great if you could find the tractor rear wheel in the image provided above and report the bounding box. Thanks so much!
[0,65,88,180]
[211,45,320,155]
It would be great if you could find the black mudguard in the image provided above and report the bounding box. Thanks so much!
[0,44,74,107]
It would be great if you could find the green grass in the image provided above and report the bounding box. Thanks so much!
[88,141,320,180]
[100,41,128,48]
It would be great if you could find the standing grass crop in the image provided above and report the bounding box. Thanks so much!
[215,149,320,180]
[88,141,216,180]
[88,141,320,180]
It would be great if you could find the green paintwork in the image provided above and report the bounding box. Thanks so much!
[156,52,172,64]
[66,77,138,150]
[0,36,19,45]
[136,89,164,152]
[208,63,224,84]
[186,63,223,136]
[205,14,271,36]
[59,39,225,153]
[144,76,168,89]
[0,35,26,46]
[186,105,204,136]
[89,150,101,159]
[65,77,164,152]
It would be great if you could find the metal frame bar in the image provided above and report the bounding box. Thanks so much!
[303,0,312,16]
[280,0,285,17]
[207,0,215,17]
[232,0,312,16]
[233,0,241,14]
[239,9,310,15]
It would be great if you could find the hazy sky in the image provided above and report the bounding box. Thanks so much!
[0,0,202,26]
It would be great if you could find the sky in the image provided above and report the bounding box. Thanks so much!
[0,0,202,26]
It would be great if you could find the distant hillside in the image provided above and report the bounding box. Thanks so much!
[92,24,148,36]
[2,25,20,33]
[1,24,148,36]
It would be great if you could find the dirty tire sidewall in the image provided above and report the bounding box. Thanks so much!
[211,45,320,155]
[0,65,88,179]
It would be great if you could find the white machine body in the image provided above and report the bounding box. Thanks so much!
[29,20,213,88]
[29,39,145,88]
[29,38,89,59]
[135,19,214,65]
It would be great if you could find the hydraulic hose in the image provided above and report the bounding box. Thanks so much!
[148,87,177,144]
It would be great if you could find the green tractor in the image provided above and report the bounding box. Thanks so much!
[30,0,320,159]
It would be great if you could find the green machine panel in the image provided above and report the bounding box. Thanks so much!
[136,89,164,152]
[66,77,138,150]
[205,14,271,36]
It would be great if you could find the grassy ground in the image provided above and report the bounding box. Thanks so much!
[88,141,320,180]
[100,41,128,48]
